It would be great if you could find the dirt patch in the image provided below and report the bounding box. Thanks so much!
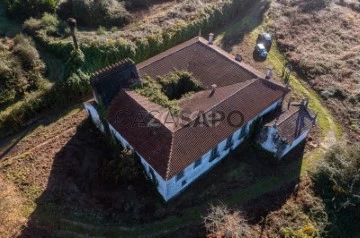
[0,174,27,238]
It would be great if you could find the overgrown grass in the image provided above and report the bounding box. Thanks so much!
[269,0,360,137]
[311,143,360,237]
[133,71,203,115]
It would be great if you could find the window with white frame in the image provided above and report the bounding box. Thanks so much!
[194,158,202,168]
[176,170,184,182]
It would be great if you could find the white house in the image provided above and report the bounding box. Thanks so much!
[257,99,316,159]
[84,36,290,201]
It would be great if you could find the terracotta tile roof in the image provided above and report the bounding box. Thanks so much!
[104,37,289,180]
[107,79,287,180]
[106,89,173,178]
[137,37,264,89]
[168,79,287,179]
[266,104,315,144]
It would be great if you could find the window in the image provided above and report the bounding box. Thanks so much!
[225,135,233,150]
[238,124,247,139]
[209,146,219,162]
[194,158,202,168]
[182,180,187,187]
[176,170,184,182]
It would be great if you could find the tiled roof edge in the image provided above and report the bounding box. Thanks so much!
[91,58,134,78]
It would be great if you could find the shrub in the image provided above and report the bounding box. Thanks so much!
[158,71,203,100]
[203,204,251,238]
[312,143,360,210]
[100,144,143,185]
[311,143,360,237]
[12,35,41,70]
[133,71,203,114]
[57,0,133,27]
[23,18,42,35]
[41,13,59,35]
[4,0,57,19]
[96,26,106,35]
[23,13,60,36]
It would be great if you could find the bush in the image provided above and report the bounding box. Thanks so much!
[133,71,203,114]
[12,35,41,70]
[204,204,251,238]
[100,143,143,185]
[0,35,45,107]
[311,143,360,237]
[57,0,133,27]
[96,26,106,35]
[23,13,60,36]
[4,0,57,19]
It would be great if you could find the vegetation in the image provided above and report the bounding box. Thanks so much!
[311,143,360,237]
[4,0,57,19]
[23,13,60,36]
[204,204,251,238]
[57,0,132,28]
[269,0,360,136]
[1,0,255,139]
[0,35,46,107]
[134,71,203,114]
[100,139,143,185]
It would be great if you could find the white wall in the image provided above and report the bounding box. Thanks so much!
[259,126,279,154]
[279,129,310,158]
[84,103,104,132]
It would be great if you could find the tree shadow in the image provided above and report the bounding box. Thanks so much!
[217,0,270,52]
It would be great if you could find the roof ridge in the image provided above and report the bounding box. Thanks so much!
[92,58,133,77]
[123,89,176,134]
[173,78,259,132]
[165,133,175,180]
[137,37,201,70]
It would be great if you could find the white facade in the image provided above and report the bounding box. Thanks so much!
[259,125,310,159]
[84,99,282,201]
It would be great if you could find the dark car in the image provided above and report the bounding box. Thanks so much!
[257,32,272,50]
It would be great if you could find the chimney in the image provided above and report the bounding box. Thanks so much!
[266,67,273,79]
[210,84,217,97]
[208,33,214,44]
[235,54,243,62]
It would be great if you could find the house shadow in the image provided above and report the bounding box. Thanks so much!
[19,118,306,237]
[20,118,163,237]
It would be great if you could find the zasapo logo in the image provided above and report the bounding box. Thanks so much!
[115,110,245,128]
